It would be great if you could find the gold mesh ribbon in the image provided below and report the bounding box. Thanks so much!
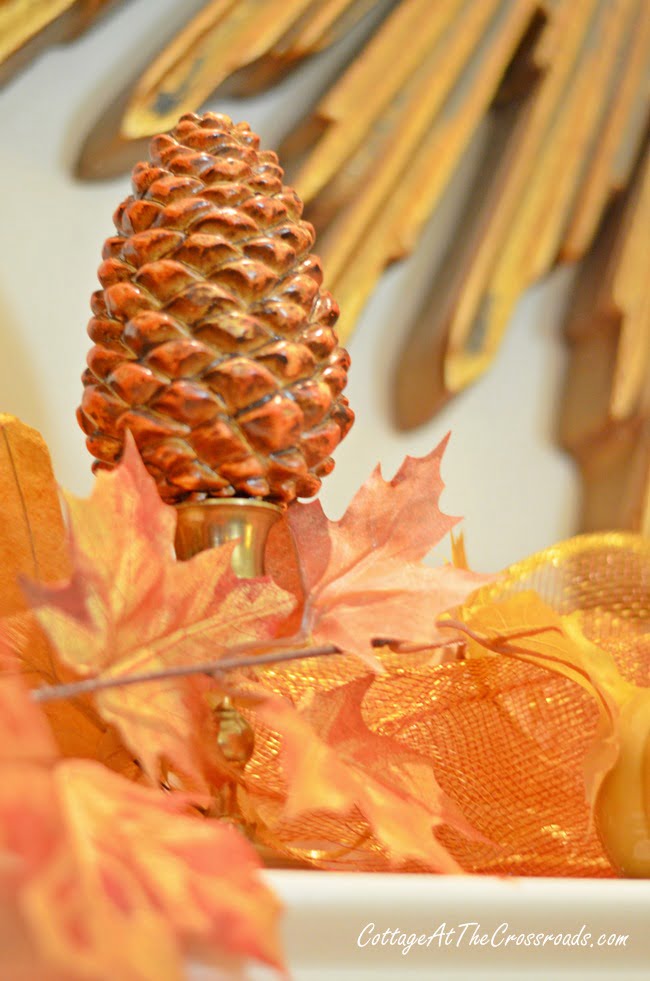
[240,533,649,876]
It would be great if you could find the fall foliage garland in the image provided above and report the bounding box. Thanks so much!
[0,413,649,978]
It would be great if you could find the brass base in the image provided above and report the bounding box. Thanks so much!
[173,497,284,827]
[174,498,283,576]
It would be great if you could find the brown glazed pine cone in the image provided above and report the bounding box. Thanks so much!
[78,112,354,504]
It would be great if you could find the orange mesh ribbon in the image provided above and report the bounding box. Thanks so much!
[239,533,649,876]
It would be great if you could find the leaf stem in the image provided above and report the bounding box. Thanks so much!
[31,644,340,703]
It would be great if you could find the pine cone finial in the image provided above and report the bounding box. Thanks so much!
[78,112,354,505]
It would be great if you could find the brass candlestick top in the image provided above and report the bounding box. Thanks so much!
[174,498,282,577]
[78,111,354,507]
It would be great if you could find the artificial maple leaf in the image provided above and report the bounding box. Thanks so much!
[266,435,488,659]
[0,613,140,782]
[0,669,284,981]
[0,415,69,618]
[0,416,139,776]
[25,436,295,791]
[238,673,478,872]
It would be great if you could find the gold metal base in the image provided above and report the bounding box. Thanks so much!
[173,496,284,834]
[174,498,283,575]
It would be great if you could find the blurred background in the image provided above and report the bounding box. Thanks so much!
[0,0,647,571]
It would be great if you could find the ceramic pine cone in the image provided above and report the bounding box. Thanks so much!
[78,112,354,504]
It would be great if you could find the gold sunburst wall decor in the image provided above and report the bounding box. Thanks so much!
[0,0,648,535]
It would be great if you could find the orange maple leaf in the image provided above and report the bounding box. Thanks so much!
[25,436,295,790]
[238,673,479,872]
[0,667,284,981]
[267,436,488,659]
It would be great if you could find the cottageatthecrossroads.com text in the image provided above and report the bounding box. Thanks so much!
[357,922,629,955]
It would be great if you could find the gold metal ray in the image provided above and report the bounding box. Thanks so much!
[121,0,318,139]
[559,145,650,536]
[230,0,380,93]
[319,0,539,338]
[0,0,124,85]
[284,0,466,206]
[441,0,623,393]
[560,3,650,260]
[392,0,649,429]
[74,0,383,179]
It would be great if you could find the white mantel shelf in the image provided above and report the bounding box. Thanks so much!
[245,871,650,979]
